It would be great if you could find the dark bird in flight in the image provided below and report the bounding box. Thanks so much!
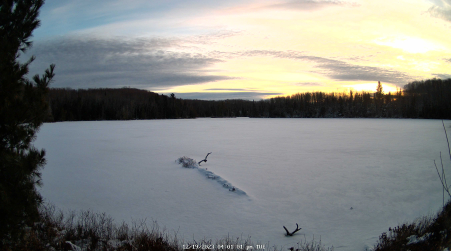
[198,152,212,165]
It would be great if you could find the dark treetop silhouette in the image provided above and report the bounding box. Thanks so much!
[45,78,451,121]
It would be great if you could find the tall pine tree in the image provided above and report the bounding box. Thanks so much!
[0,0,55,245]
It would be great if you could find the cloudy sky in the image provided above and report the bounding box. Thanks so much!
[26,0,451,100]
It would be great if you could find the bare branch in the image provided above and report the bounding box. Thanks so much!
[283,223,302,236]
[442,120,451,162]
[434,121,451,207]
[283,226,290,236]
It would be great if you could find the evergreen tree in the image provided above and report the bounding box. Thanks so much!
[375,81,384,115]
[376,81,384,100]
[0,0,54,245]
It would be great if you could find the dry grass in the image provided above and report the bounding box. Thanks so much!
[5,203,335,251]
[8,203,180,251]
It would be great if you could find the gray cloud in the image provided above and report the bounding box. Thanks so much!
[25,36,232,89]
[294,82,324,86]
[433,73,451,79]
[237,50,415,86]
[427,1,451,22]
[24,35,418,100]
[309,57,413,84]
[268,0,351,11]
[174,91,281,101]
[205,88,249,91]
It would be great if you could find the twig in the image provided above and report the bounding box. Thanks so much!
[283,223,302,236]
[442,120,451,162]
[434,156,451,206]
[434,120,451,207]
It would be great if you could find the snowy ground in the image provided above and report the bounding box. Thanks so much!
[35,118,451,251]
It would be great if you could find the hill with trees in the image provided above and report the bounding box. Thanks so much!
[47,78,451,121]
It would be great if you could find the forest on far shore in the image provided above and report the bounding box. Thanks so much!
[46,78,451,121]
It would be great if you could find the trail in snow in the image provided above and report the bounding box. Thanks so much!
[197,167,247,195]
[176,156,246,195]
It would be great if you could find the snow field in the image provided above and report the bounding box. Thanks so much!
[35,118,451,251]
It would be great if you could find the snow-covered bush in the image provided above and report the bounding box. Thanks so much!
[177,156,198,168]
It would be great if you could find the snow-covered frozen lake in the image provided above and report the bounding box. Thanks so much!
[35,118,451,250]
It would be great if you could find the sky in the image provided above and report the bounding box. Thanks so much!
[25,0,451,100]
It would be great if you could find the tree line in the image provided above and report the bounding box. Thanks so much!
[47,78,451,121]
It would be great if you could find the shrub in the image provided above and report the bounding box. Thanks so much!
[8,203,180,250]
[177,156,198,168]
[373,200,451,251]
